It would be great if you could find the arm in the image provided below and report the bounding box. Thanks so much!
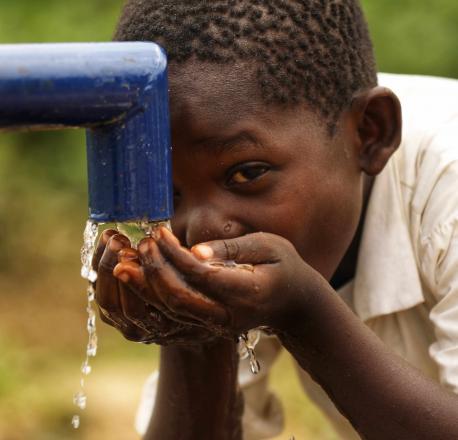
[144,340,243,440]
[277,277,458,440]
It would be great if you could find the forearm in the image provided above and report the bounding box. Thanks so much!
[143,338,243,440]
[279,278,458,440]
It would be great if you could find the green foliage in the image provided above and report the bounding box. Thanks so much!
[361,0,458,78]
[0,0,121,43]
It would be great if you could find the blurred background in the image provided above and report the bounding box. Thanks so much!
[0,1,456,439]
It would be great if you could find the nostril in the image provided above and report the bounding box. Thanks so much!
[184,210,248,247]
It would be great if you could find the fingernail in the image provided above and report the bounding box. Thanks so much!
[117,272,130,283]
[109,235,126,252]
[118,248,138,262]
[192,244,214,260]
[101,229,117,244]
[160,227,180,245]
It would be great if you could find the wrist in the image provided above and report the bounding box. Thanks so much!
[160,337,239,382]
[274,266,331,335]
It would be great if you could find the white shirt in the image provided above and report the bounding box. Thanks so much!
[135,73,458,439]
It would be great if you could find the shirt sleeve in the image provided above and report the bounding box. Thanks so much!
[134,335,284,439]
[415,130,458,393]
[428,223,458,393]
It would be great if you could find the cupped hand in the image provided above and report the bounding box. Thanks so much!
[92,229,217,345]
[115,227,322,337]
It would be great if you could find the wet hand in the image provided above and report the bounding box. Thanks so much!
[92,230,215,345]
[117,227,320,337]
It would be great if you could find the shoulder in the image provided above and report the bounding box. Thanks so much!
[378,73,458,168]
[378,74,458,220]
[378,73,458,134]
[375,75,458,293]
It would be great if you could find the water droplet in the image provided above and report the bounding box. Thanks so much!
[87,285,95,302]
[238,331,262,374]
[87,269,98,283]
[87,314,96,334]
[71,415,80,429]
[249,355,261,375]
[87,334,98,357]
[224,222,232,233]
[81,360,92,376]
[73,391,87,410]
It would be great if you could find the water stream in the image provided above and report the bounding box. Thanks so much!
[238,330,261,374]
[72,220,99,429]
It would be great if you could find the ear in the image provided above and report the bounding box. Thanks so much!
[351,87,402,176]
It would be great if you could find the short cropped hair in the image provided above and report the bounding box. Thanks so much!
[115,0,377,134]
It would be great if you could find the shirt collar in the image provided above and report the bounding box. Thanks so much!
[351,158,425,321]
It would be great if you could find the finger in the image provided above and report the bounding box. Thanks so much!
[115,262,164,329]
[117,279,181,335]
[152,228,212,276]
[98,305,120,327]
[113,260,146,287]
[154,227,212,276]
[115,248,143,292]
[92,229,118,270]
[99,301,153,342]
[118,247,140,264]
[138,238,229,326]
[154,228,262,304]
[98,303,130,331]
[100,234,131,270]
[191,232,283,265]
[113,260,163,309]
[114,260,202,326]
[96,235,130,313]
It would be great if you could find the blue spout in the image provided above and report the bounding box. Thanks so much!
[0,42,173,223]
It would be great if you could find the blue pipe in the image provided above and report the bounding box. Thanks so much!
[0,42,173,223]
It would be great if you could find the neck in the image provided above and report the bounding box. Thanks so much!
[330,174,374,290]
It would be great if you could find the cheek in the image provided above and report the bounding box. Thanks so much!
[277,177,363,279]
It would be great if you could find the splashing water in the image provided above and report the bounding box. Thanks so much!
[116,220,171,248]
[81,220,99,283]
[72,220,99,429]
[238,330,261,374]
[71,415,80,429]
[72,219,171,429]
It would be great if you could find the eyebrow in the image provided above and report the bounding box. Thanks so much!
[193,131,265,155]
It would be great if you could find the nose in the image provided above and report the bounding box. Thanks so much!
[172,205,247,248]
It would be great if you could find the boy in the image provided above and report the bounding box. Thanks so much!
[94,0,458,438]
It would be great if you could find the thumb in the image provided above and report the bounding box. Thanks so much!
[191,232,281,265]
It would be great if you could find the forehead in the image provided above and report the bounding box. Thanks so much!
[168,61,261,130]
[167,60,327,146]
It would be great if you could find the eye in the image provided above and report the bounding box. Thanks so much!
[226,162,271,186]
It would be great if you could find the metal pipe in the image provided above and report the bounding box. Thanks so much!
[0,42,173,223]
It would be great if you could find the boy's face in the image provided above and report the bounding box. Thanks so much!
[168,62,365,280]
